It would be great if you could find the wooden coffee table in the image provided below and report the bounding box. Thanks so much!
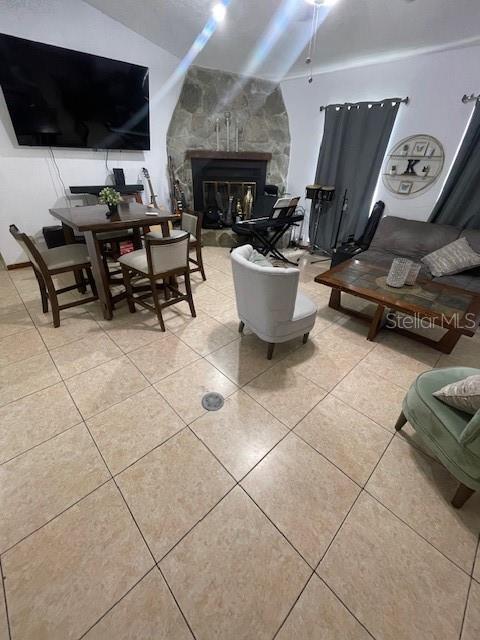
[314,259,480,354]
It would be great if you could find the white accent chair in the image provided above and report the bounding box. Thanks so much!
[231,244,317,359]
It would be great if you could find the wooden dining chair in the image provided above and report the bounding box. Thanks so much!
[118,231,196,331]
[9,224,97,327]
[169,210,206,281]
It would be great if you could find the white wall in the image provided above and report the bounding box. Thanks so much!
[282,44,480,236]
[0,0,181,265]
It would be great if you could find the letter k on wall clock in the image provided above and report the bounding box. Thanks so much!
[382,134,445,197]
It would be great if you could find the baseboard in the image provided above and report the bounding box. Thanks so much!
[6,261,31,270]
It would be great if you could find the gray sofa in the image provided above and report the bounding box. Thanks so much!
[357,216,480,294]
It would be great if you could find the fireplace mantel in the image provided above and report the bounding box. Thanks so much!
[186,150,272,162]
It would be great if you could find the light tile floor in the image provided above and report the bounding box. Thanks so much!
[0,246,479,640]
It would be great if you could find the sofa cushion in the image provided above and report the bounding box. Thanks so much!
[460,229,480,254]
[422,237,480,277]
[356,248,432,279]
[356,248,397,270]
[433,273,480,295]
[369,216,460,261]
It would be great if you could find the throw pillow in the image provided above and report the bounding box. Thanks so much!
[433,374,480,415]
[460,409,480,445]
[248,249,272,267]
[422,237,480,277]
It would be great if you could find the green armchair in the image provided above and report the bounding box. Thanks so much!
[395,367,480,509]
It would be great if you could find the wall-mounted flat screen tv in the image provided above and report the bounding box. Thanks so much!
[0,33,150,150]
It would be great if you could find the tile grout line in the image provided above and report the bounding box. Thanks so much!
[458,576,474,640]
[55,351,129,382]
[154,482,239,566]
[458,534,480,640]
[0,478,112,557]
[0,417,84,466]
[270,569,316,640]
[155,565,197,640]
[76,566,158,640]
[316,576,377,640]
[291,428,368,490]
[236,484,317,571]
[0,557,12,640]
[110,424,189,477]
[362,485,475,577]
[0,377,64,413]
[272,569,377,640]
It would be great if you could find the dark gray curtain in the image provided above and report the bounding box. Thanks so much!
[429,102,480,229]
[310,100,400,250]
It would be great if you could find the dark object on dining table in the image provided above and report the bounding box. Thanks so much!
[107,203,118,217]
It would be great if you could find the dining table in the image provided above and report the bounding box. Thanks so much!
[49,202,178,320]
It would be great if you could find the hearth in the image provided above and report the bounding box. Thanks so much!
[187,151,272,218]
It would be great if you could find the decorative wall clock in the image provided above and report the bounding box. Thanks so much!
[382,134,445,197]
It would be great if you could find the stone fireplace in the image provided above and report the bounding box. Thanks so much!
[166,66,290,214]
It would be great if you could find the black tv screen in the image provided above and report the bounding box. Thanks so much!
[0,33,150,150]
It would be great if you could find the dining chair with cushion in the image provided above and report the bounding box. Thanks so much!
[395,366,480,508]
[9,224,97,327]
[231,244,317,359]
[169,210,206,281]
[118,231,196,331]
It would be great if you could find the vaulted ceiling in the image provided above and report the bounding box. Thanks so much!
[85,0,480,79]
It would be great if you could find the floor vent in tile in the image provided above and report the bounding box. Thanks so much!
[202,392,225,411]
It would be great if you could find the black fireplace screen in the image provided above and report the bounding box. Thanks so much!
[191,157,267,213]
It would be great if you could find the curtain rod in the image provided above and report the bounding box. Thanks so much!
[319,97,409,112]
[462,93,480,104]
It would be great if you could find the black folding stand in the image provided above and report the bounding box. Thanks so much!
[234,214,304,265]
